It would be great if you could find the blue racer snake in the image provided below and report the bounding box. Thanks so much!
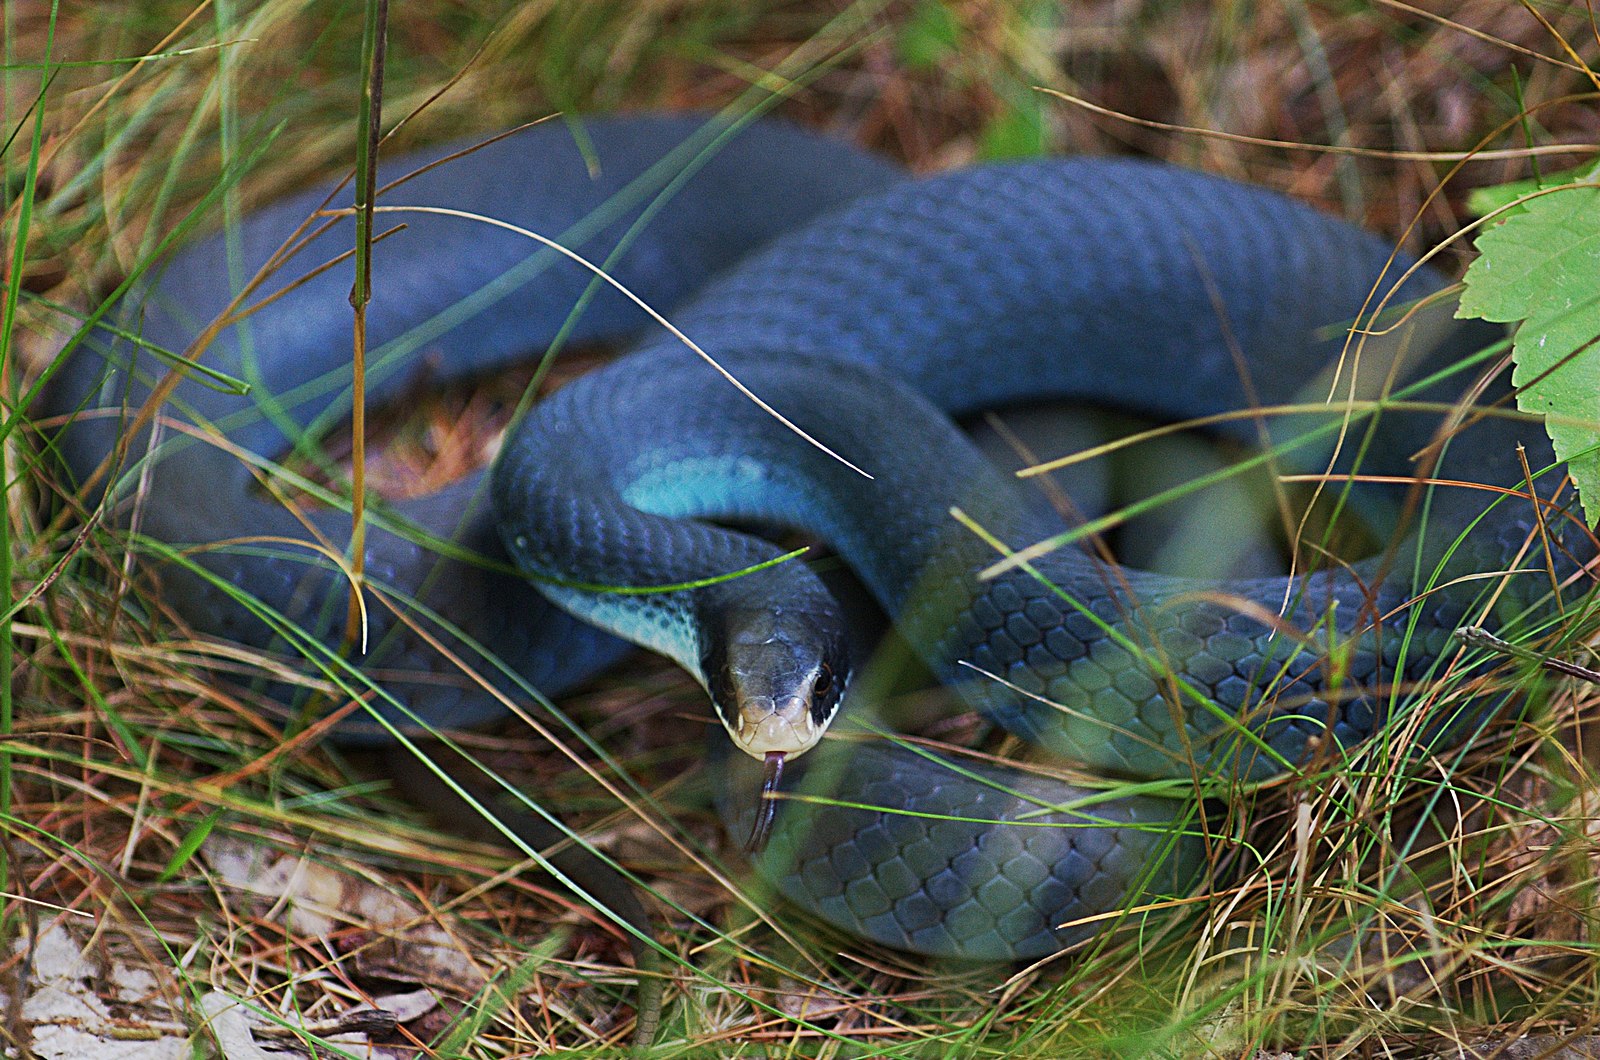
[47,113,1589,961]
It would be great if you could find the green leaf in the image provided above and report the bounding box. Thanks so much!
[1465,157,1600,219]
[157,809,223,882]
[896,0,961,71]
[979,94,1045,160]
[1466,161,1596,218]
[1458,182,1600,526]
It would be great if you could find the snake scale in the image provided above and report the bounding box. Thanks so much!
[47,113,1587,961]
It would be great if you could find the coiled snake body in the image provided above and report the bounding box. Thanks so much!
[49,114,1582,960]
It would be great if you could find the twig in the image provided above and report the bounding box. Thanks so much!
[1453,626,1600,685]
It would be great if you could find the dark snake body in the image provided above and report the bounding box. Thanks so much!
[48,115,1582,961]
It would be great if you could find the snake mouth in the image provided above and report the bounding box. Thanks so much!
[731,694,821,758]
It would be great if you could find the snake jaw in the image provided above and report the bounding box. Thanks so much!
[731,693,821,758]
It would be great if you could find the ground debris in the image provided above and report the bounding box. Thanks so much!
[1430,1034,1600,1059]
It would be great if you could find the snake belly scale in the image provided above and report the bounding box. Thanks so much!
[48,114,1585,961]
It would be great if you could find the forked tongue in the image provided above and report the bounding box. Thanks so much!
[745,751,786,853]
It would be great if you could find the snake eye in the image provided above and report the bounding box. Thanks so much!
[812,664,834,699]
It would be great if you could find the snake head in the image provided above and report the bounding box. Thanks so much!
[701,604,850,761]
